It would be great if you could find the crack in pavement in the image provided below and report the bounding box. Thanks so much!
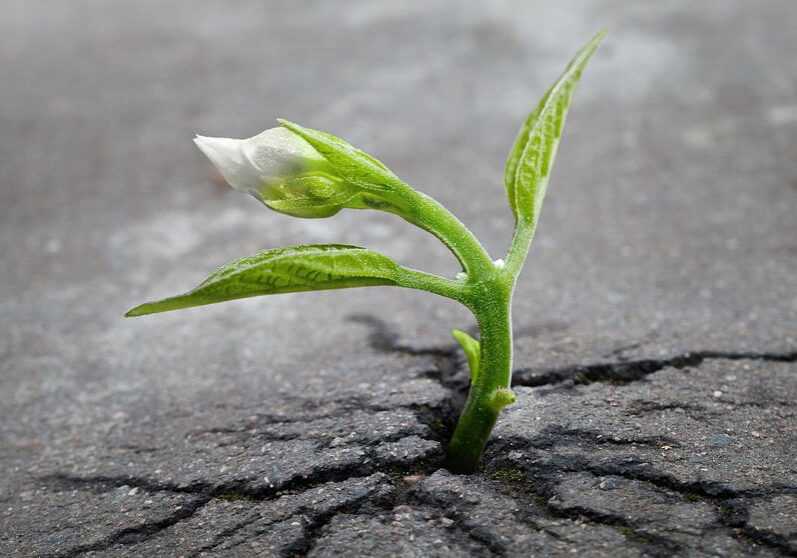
[34,317,795,557]
[487,440,797,556]
[347,314,469,398]
[513,350,797,387]
[41,445,444,557]
[490,435,797,501]
[46,494,213,558]
[483,466,683,556]
[192,475,397,558]
[350,313,796,390]
[348,315,797,554]
[492,463,792,556]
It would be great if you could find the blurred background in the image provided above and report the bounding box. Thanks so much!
[2,1,796,454]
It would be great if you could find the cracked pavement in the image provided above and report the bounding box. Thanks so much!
[2,1,796,557]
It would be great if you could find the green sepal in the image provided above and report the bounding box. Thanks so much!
[279,120,394,184]
[277,119,415,207]
[452,329,481,383]
[125,244,400,316]
[504,30,606,224]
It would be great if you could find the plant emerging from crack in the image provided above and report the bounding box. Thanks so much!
[126,31,606,473]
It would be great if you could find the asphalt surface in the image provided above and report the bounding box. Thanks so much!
[1,1,796,556]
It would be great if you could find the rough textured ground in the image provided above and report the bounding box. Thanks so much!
[1,1,796,557]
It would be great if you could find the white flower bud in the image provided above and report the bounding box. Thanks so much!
[194,127,331,202]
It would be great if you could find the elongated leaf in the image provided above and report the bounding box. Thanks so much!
[452,329,481,383]
[126,244,400,316]
[505,30,605,223]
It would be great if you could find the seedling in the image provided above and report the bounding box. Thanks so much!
[126,32,606,473]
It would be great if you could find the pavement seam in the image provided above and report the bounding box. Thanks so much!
[351,314,797,554]
[485,441,797,556]
[513,350,797,387]
[45,494,213,558]
[38,320,796,556]
[349,312,796,390]
[41,443,446,556]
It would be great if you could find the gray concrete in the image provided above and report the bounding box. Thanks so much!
[1,1,796,556]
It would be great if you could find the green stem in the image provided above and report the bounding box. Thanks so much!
[391,266,468,302]
[444,274,515,473]
[404,192,495,277]
[505,219,535,276]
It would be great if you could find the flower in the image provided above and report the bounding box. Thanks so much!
[194,127,361,218]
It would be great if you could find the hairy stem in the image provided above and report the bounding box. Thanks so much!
[445,273,515,473]
[391,266,468,302]
[406,192,495,277]
[505,218,535,276]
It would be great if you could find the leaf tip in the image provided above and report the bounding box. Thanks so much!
[125,302,161,317]
[277,118,300,132]
[124,305,145,317]
[584,29,608,57]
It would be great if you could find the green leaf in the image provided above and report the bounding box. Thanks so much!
[278,120,395,186]
[276,120,425,224]
[505,30,606,224]
[125,244,400,316]
[452,329,481,383]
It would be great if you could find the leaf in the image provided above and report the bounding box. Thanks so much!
[452,329,481,383]
[277,119,407,195]
[125,245,400,316]
[505,30,606,223]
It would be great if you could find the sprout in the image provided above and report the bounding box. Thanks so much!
[128,32,606,473]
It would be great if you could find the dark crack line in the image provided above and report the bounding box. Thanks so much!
[584,463,797,502]
[352,313,797,548]
[410,474,665,557]
[186,511,262,557]
[476,468,681,556]
[347,313,469,394]
[440,515,504,557]
[490,436,797,500]
[48,494,212,558]
[348,313,461,358]
[45,459,374,504]
[535,499,682,555]
[715,498,797,556]
[281,509,341,557]
[734,524,797,557]
[191,421,428,450]
[189,474,397,558]
[514,425,683,450]
[485,467,753,558]
[350,313,796,391]
[396,492,505,556]
[203,387,456,431]
[486,442,797,556]
[513,350,797,388]
[42,443,447,556]
[278,472,412,557]
[41,473,215,496]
